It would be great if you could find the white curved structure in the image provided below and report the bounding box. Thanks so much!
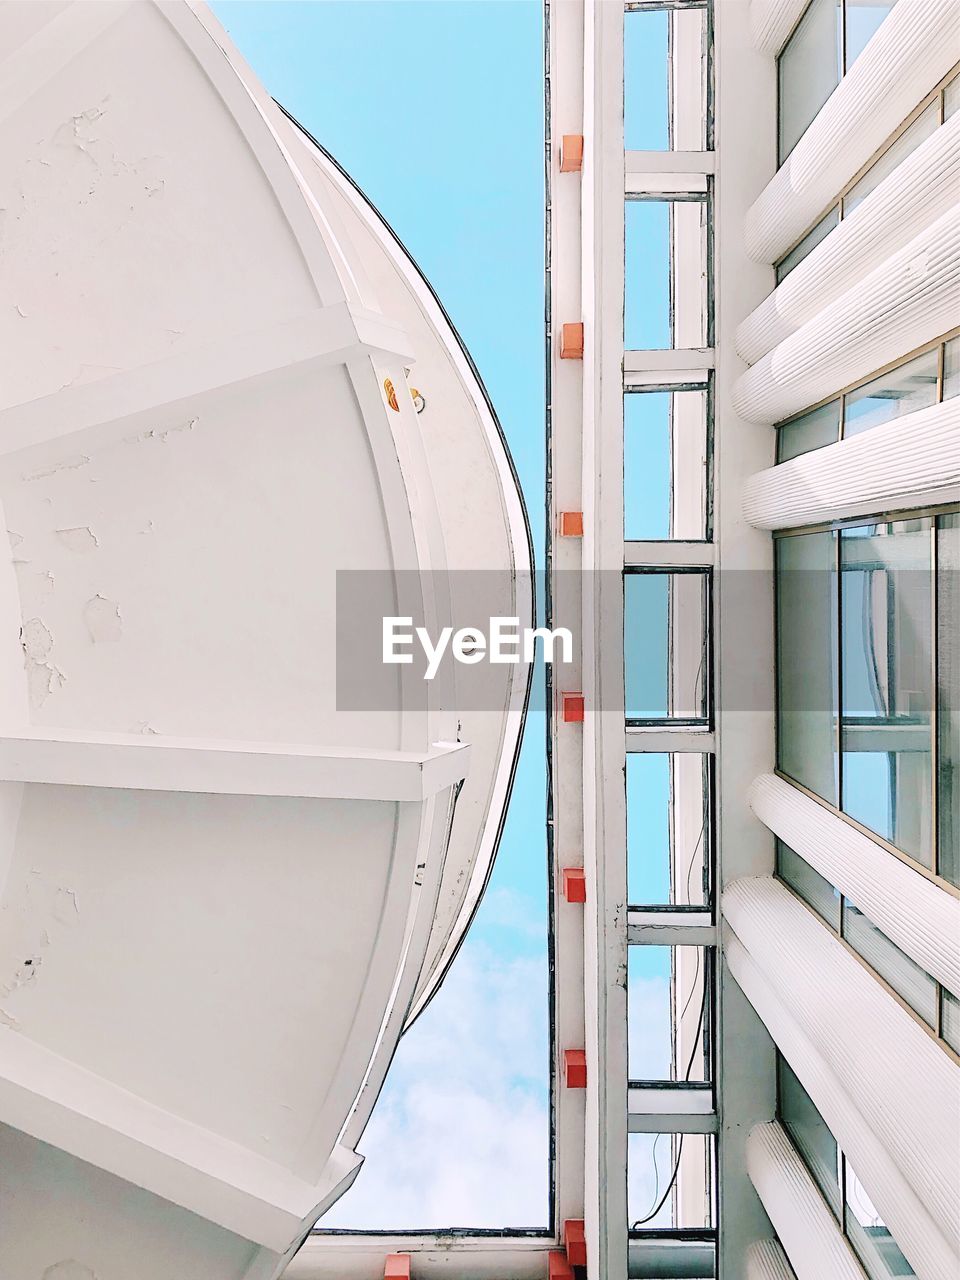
[745,1124,865,1280]
[0,3,531,1278]
[748,0,808,57]
[745,0,959,265]
[724,879,960,1279]
[748,774,960,995]
[743,396,960,530]
[746,1238,798,1280]
[734,205,959,423]
[736,114,960,364]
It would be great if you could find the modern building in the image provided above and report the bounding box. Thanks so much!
[0,0,957,1278]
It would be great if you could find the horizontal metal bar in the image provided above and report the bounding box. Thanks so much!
[626,172,709,197]
[628,1085,718,1133]
[289,1237,552,1279]
[624,541,715,568]
[628,1237,716,1278]
[628,908,716,946]
[624,348,715,377]
[626,726,715,754]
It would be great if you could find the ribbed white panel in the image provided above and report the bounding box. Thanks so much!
[725,929,957,1280]
[746,1238,798,1280]
[723,878,960,1250]
[737,115,960,363]
[733,205,959,423]
[746,1124,865,1280]
[748,0,808,55]
[742,396,960,530]
[746,0,960,264]
[748,775,960,994]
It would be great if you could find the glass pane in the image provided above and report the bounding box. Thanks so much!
[624,8,669,151]
[938,513,959,887]
[843,349,939,439]
[777,399,841,463]
[778,0,842,162]
[942,989,960,1054]
[624,6,708,152]
[626,200,671,349]
[845,1160,917,1279]
[945,75,960,121]
[776,839,841,930]
[627,754,710,907]
[672,199,709,348]
[625,571,709,721]
[842,900,938,1026]
[776,207,840,283]
[778,1055,841,1218]
[628,1133,714,1230]
[624,389,708,540]
[628,946,709,1083]
[844,2,897,70]
[943,336,959,402]
[841,521,934,866]
[776,531,839,805]
[844,100,939,213]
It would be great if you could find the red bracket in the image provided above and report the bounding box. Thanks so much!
[559,134,584,172]
[560,322,584,359]
[548,1249,575,1279]
[564,1048,587,1089]
[385,1255,411,1279]
[561,691,584,723]
[563,1218,587,1267]
[558,510,584,537]
[562,867,587,903]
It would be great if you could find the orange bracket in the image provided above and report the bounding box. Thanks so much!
[548,1249,575,1279]
[564,1048,587,1089]
[560,322,584,359]
[562,867,587,904]
[385,1255,411,1279]
[560,134,584,172]
[564,1219,587,1267]
[559,510,584,538]
[561,691,584,723]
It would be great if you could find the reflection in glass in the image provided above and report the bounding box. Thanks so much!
[628,1133,713,1230]
[776,207,840,283]
[778,1055,841,1218]
[938,514,959,886]
[845,1160,917,1279]
[842,900,938,1027]
[840,522,933,866]
[627,754,709,907]
[943,336,959,403]
[777,839,841,930]
[624,389,708,540]
[776,531,839,804]
[628,946,708,1084]
[946,74,960,121]
[843,349,939,439]
[777,399,841,463]
[624,571,709,721]
[844,2,896,69]
[844,100,939,214]
[942,989,960,1054]
[778,0,842,161]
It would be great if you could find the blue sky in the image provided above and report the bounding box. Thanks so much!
[210,0,550,1229]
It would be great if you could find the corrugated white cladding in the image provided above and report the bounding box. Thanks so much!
[726,928,958,1280]
[742,396,960,530]
[724,878,960,1261]
[746,1124,865,1280]
[748,0,809,56]
[733,205,959,423]
[737,114,960,364]
[746,1238,798,1280]
[746,0,960,265]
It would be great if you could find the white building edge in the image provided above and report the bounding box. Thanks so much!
[0,2,531,1277]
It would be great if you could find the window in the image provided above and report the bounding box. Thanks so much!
[776,511,958,882]
[625,197,709,350]
[778,0,842,163]
[775,337,955,464]
[843,2,897,67]
[624,570,710,723]
[627,754,711,907]
[777,840,957,1051]
[628,945,710,1083]
[778,1054,918,1278]
[778,1055,841,1217]
[624,3,708,152]
[628,1133,715,1231]
[624,387,709,540]
[776,530,838,804]
[775,70,957,281]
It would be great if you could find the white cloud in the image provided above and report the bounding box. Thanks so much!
[320,939,550,1229]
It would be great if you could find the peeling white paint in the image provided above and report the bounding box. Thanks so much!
[125,415,198,446]
[55,527,100,554]
[21,618,53,662]
[82,595,122,643]
[42,1261,98,1280]
[22,456,90,482]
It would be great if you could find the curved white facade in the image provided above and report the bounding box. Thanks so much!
[0,3,530,1278]
[745,0,960,264]
[746,1238,799,1280]
[734,204,959,424]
